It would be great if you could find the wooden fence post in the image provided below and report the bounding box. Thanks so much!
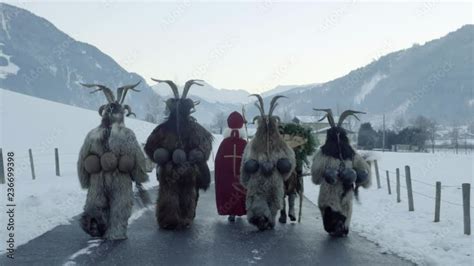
[405,165,414,211]
[462,183,471,235]
[386,170,391,195]
[396,168,401,203]
[0,149,5,184]
[374,160,381,189]
[29,149,36,180]
[55,148,60,176]
[434,181,441,222]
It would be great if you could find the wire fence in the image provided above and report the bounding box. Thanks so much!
[374,160,472,235]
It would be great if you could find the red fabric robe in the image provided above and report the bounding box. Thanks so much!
[215,123,247,216]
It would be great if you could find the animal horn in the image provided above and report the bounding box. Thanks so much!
[123,104,136,117]
[250,94,265,117]
[313,108,336,128]
[337,110,366,127]
[117,81,141,104]
[151,78,179,99]
[80,83,115,103]
[182,79,204,99]
[268,95,287,116]
[98,105,106,116]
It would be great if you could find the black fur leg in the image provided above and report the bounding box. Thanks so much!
[196,162,211,190]
[80,213,106,238]
[249,215,271,231]
[322,207,348,237]
[279,210,287,224]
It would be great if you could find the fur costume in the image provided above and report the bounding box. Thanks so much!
[278,123,317,223]
[215,112,247,218]
[77,82,149,240]
[240,95,296,231]
[311,109,371,237]
[144,79,213,230]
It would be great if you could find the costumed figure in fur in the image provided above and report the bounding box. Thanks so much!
[240,95,296,231]
[311,109,371,237]
[215,111,247,222]
[77,82,149,240]
[279,123,317,223]
[144,79,213,230]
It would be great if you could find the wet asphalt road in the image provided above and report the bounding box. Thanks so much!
[1,179,414,266]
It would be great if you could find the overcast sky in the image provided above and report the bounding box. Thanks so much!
[10,1,473,92]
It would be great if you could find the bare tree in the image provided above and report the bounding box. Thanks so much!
[392,115,405,133]
[212,111,226,134]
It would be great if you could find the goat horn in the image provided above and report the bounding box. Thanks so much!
[182,79,204,99]
[98,105,106,116]
[313,108,336,128]
[123,104,136,117]
[151,78,179,99]
[337,110,366,127]
[269,95,287,116]
[250,94,265,117]
[117,81,141,104]
[193,100,200,106]
[80,83,115,103]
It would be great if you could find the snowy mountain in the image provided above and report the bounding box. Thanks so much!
[259,25,474,125]
[0,3,160,120]
[261,83,320,98]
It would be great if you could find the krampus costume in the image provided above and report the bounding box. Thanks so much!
[278,123,316,223]
[240,95,296,231]
[144,79,213,230]
[215,111,247,222]
[77,82,149,240]
[311,109,371,237]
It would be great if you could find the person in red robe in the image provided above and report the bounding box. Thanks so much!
[215,111,247,222]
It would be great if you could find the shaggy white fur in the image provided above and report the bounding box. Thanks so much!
[77,122,148,240]
[311,150,371,231]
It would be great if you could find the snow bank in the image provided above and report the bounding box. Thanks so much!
[304,150,473,265]
[0,89,220,250]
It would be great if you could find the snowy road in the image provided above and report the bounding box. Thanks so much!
[1,183,413,266]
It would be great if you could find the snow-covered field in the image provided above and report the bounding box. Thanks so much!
[305,151,473,266]
[1,88,473,265]
[0,89,222,250]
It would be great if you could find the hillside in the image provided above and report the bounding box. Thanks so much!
[260,25,474,125]
[0,3,161,120]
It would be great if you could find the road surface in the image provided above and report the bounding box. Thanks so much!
[1,180,413,265]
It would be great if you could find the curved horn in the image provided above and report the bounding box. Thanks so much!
[268,95,287,116]
[252,115,261,124]
[250,94,265,117]
[337,110,366,127]
[151,78,179,99]
[123,104,136,117]
[80,83,115,103]
[98,105,106,116]
[193,100,200,106]
[117,81,141,104]
[182,79,204,99]
[313,108,336,128]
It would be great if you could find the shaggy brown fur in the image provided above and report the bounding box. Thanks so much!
[240,95,296,231]
[145,119,212,229]
[145,79,213,230]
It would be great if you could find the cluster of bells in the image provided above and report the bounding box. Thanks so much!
[323,167,369,186]
[243,158,292,176]
[83,153,135,174]
[153,148,205,165]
